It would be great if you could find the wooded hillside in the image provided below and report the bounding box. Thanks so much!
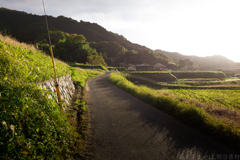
[0,8,175,68]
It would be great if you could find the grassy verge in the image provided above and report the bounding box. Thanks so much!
[70,67,104,126]
[109,72,240,150]
[69,68,105,159]
[71,67,104,88]
[0,34,103,159]
[68,67,104,158]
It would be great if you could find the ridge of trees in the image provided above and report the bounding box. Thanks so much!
[0,8,175,68]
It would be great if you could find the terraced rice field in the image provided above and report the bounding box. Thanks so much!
[109,72,240,149]
[168,89,240,110]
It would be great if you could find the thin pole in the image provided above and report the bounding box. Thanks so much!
[42,0,52,46]
[42,0,63,111]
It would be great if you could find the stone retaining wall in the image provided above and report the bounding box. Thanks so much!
[38,75,75,110]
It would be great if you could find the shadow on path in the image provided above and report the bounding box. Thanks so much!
[87,73,238,160]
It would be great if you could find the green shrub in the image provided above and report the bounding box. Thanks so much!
[0,80,80,159]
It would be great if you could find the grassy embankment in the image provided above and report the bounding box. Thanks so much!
[0,34,103,159]
[109,72,240,150]
[70,63,127,72]
[70,63,109,72]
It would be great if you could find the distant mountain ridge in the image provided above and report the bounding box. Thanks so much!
[154,49,238,70]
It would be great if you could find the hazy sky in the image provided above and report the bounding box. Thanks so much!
[1,0,240,62]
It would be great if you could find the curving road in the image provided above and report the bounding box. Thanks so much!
[86,73,237,160]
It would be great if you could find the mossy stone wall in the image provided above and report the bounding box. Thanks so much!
[38,75,75,110]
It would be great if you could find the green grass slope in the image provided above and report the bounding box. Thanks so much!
[0,35,102,159]
[70,63,109,72]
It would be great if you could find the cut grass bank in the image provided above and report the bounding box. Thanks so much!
[109,72,240,150]
[70,63,109,72]
[0,34,103,159]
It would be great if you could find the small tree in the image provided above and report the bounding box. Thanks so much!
[178,59,194,70]
[87,55,107,66]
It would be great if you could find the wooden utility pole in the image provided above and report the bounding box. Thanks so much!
[42,0,63,111]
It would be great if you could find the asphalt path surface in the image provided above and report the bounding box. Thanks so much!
[87,73,237,160]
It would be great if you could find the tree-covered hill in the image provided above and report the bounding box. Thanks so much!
[155,49,238,70]
[0,8,175,68]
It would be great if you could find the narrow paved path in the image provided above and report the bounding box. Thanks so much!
[87,73,237,160]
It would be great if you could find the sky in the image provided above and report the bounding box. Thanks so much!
[1,0,240,62]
